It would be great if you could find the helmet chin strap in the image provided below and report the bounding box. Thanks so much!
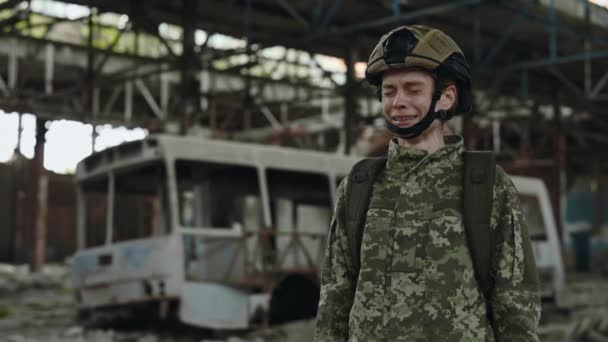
[385,84,449,140]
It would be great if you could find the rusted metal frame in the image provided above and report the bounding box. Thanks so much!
[479,0,531,70]
[275,0,310,29]
[30,117,48,271]
[306,0,482,40]
[292,233,316,268]
[275,235,298,269]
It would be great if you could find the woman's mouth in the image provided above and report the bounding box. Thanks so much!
[391,115,418,127]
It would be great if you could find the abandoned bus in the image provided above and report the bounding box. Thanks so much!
[71,134,564,329]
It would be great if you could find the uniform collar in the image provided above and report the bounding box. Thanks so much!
[386,135,463,170]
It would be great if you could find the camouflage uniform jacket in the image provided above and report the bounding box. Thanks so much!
[315,136,541,341]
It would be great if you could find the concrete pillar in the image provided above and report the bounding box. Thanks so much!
[343,45,356,155]
[30,117,48,271]
[552,85,566,242]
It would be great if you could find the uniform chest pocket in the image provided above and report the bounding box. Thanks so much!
[390,219,429,273]
[424,208,467,261]
[390,209,465,273]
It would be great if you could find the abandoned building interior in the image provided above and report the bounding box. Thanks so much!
[1,0,608,341]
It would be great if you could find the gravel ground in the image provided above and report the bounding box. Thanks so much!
[3,263,608,341]
[0,264,314,342]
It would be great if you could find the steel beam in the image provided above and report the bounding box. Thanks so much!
[584,0,592,95]
[8,40,18,89]
[30,117,48,271]
[135,78,165,119]
[590,71,608,98]
[102,85,123,117]
[479,1,530,70]
[45,43,54,94]
[499,2,608,46]
[276,0,310,29]
[507,49,608,70]
[392,0,400,17]
[125,80,133,122]
[317,0,344,32]
[307,0,481,40]
[76,185,86,250]
[549,0,557,60]
[105,171,115,245]
[0,74,8,96]
[93,22,130,76]
[546,66,584,98]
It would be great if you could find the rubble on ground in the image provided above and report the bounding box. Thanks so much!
[4,262,608,341]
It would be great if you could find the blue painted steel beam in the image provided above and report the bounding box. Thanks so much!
[306,0,481,40]
[549,0,557,59]
[393,0,400,17]
[317,0,344,32]
[506,49,608,70]
[499,2,608,46]
[479,0,531,70]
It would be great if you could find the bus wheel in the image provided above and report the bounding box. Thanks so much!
[268,274,320,325]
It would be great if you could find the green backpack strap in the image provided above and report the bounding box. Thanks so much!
[344,157,387,284]
[463,151,497,304]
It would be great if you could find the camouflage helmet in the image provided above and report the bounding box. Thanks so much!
[365,25,472,114]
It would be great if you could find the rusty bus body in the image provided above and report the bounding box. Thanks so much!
[71,134,564,329]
